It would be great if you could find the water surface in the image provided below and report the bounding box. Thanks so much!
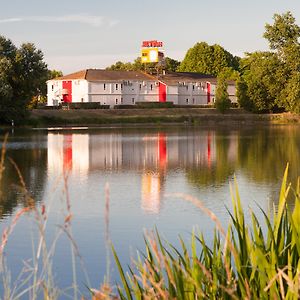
[0,125,299,297]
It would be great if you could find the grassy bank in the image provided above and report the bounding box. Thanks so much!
[26,108,300,127]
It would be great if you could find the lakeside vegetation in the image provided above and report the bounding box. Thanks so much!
[26,108,300,127]
[111,167,300,299]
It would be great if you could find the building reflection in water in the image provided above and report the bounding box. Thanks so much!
[141,133,167,214]
[47,130,235,214]
[48,133,89,177]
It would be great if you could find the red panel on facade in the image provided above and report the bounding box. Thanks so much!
[159,82,167,102]
[62,81,72,103]
[206,82,211,104]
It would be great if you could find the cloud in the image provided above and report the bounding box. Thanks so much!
[0,14,119,27]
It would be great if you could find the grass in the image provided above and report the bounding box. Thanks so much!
[113,166,300,299]
[1,131,300,298]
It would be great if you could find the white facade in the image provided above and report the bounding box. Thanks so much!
[169,82,215,105]
[47,70,237,107]
[88,80,159,106]
[47,79,160,107]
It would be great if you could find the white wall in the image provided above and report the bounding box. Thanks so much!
[47,78,237,107]
[47,80,63,106]
[176,82,210,105]
[47,79,88,106]
[72,80,89,103]
[88,81,159,107]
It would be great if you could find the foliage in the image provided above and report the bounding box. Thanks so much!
[0,36,48,123]
[264,11,300,52]
[114,167,300,299]
[215,75,231,113]
[238,11,300,113]
[284,72,300,113]
[106,56,180,73]
[178,42,240,76]
[48,69,63,79]
[238,52,287,112]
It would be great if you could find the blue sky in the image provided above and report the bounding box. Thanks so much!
[1,0,300,73]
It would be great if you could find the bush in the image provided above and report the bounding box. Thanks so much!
[135,101,174,108]
[215,75,231,113]
[214,96,231,113]
[114,105,136,109]
[66,102,110,109]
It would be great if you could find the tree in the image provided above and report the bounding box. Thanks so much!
[106,56,180,73]
[0,36,49,124]
[238,52,287,112]
[214,75,231,113]
[238,12,300,113]
[164,57,180,72]
[49,69,63,79]
[177,42,240,76]
[264,12,300,52]
[284,72,300,113]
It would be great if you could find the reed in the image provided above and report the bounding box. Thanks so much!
[114,166,300,299]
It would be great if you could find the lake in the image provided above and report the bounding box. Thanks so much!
[0,124,299,298]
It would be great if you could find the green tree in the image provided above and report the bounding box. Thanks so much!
[238,11,300,113]
[164,57,180,72]
[284,72,300,113]
[238,52,287,112]
[49,69,63,79]
[264,11,300,52]
[178,42,239,76]
[106,56,180,73]
[0,36,49,124]
[214,75,231,113]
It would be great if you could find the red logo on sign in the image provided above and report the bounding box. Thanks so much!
[142,40,163,48]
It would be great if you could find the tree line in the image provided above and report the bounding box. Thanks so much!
[0,11,299,124]
[108,11,300,114]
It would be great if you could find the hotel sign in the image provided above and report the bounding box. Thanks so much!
[142,40,163,48]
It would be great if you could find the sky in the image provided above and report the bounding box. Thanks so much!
[1,0,300,74]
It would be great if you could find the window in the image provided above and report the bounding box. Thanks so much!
[186,99,189,104]
[121,97,123,103]
[116,84,118,90]
[121,84,123,90]
[192,98,195,104]
[150,84,153,91]
[51,85,54,91]
[132,98,135,104]
[193,85,195,91]
[104,83,106,90]
[139,84,142,90]
[116,99,118,104]
[186,85,188,90]
[81,98,84,103]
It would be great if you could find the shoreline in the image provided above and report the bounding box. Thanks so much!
[1,108,300,129]
[27,108,300,127]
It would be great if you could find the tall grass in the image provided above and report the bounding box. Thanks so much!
[114,166,300,299]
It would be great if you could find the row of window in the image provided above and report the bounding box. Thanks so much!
[114,98,135,104]
[183,85,206,91]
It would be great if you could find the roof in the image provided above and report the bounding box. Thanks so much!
[49,69,235,85]
[159,72,217,85]
[51,69,157,82]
